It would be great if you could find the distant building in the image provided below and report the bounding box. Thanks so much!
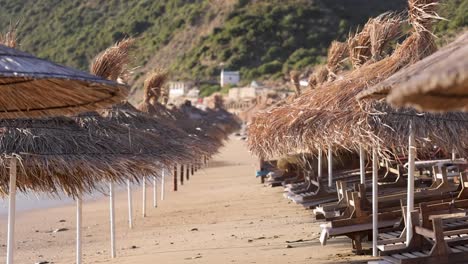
[186,88,200,98]
[228,81,267,100]
[220,69,240,87]
[168,81,193,98]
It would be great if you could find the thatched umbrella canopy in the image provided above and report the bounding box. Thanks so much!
[0,116,143,197]
[177,100,229,143]
[247,5,467,160]
[247,35,352,158]
[138,71,222,156]
[0,44,127,118]
[99,102,199,163]
[205,94,241,134]
[358,31,468,112]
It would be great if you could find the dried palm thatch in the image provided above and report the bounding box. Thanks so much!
[308,65,329,89]
[347,13,402,69]
[90,38,135,82]
[138,71,222,156]
[248,0,461,159]
[178,100,229,143]
[90,41,207,162]
[74,110,190,167]
[0,22,18,48]
[369,13,403,61]
[326,41,348,79]
[0,117,147,197]
[99,102,200,163]
[408,0,444,33]
[348,20,372,68]
[143,69,169,105]
[139,96,222,157]
[359,31,468,112]
[0,45,127,119]
[290,70,301,95]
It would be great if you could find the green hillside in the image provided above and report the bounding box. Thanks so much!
[1,0,466,98]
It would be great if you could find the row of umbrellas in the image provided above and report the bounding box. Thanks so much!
[0,35,240,264]
[247,0,467,257]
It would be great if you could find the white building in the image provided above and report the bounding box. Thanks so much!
[168,81,192,98]
[220,69,240,87]
[228,81,267,100]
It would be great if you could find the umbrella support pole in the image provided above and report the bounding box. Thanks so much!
[328,146,333,188]
[359,145,366,184]
[76,197,82,264]
[173,166,178,191]
[259,158,265,184]
[180,165,184,186]
[372,147,379,257]
[127,180,133,229]
[153,176,157,208]
[142,177,147,217]
[186,165,190,181]
[6,157,17,264]
[109,183,116,258]
[406,124,416,245]
[191,164,194,176]
[161,168,165,201]
[318,149,322,179]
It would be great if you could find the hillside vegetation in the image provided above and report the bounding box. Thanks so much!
[1,0,466,99]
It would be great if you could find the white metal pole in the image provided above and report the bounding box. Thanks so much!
[109,183,116,258]
[127,180,133,229]
[372,147,379,257]
[360,145,366,184]
[76,197,82,264]
[318,149,322,179]
[6,157,17,264]
[406,123,416,246]
[153,176,157,208]
[161,168,165,201]
[328,146,333,188]
[452,148,456,160]
[142,177,147,218]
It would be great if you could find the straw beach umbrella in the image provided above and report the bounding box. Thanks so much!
[249,0,465,255]
[86,39,205,256]
[138,71,223,163]
[358,31,468,112]
[0,45,127,119]
[0,117,145,263]
[0,29,126,264]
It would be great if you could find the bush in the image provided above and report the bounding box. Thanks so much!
[258,60,282,75]
[200,84,221,97]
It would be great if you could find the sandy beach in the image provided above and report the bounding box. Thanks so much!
[0,138,370,263]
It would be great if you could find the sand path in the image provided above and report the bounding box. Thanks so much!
[0,138,368,263]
